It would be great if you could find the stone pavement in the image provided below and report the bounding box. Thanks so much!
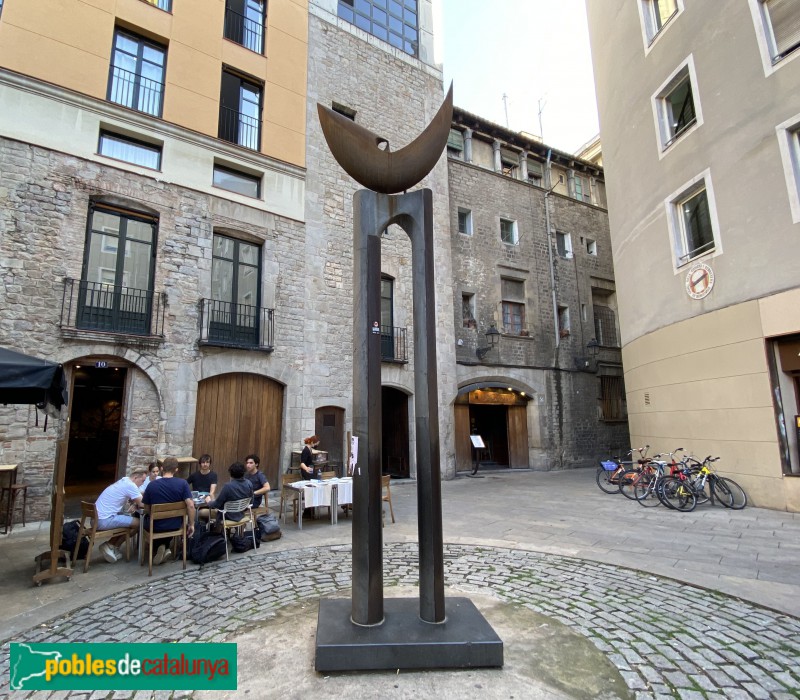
[1,468,799,699]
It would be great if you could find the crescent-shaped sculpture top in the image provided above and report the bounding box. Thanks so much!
[317,83,454,194]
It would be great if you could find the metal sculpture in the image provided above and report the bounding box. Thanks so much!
[314,83,502,672]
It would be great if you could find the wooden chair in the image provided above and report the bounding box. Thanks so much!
[279,473,303,523]
[74,501,132,573]
[381,474,395,525]
[141,501,188,576]
[219,497,256,561]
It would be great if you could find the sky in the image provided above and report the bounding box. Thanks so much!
[434,0,599,155]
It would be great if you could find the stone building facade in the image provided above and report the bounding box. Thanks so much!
[447,109,628,472]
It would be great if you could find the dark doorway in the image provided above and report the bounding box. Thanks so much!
[469,404,510,466]
[382,386,409,477]
[316,406,345,473]
[65,366,127,512]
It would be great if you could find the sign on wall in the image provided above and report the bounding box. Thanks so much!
[685,262,715,300]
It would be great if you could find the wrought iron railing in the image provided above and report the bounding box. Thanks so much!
[107,65,164,116]
[200,298,274,351]
[224,6,265,53]
[381,325,408,363]
[218,105,261,151]
[61,278,165,338]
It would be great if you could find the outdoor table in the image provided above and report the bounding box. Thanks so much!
[289,478,353,529]
[0,464,19,535]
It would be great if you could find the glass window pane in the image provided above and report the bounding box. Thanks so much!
[213,166,260,198]
[355,0,371,13]
[682,190,713,254]
[214,235,234,260]
[389,0,402,16]
[338,5,354,22]
[212,258,234,302]
[99,133,161,169]
[373,7,387,24]
[122,239,152,290]
[239,241,259,265]
[238,265,258,306]
[126,219,154,244]
[355,13,371,31]
[92,210,120,235]
[403,0,416,10]
[373,25,388,40]
[142,45,165,66]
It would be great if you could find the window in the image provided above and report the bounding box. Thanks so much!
[641,0,678,43]
[447,129,463,158]
[219,70,262,151]
[593,305,619,347]
[462,293,476,328]
[457,208,472,235]
[213,163,261,198]
[600,375,626,421]
[556,231,573,258]
[338,0,419,56]
[501,158,517,178]
[0,0,4,17]
[78,204,157,334]
[501,278,525,335]
[581,303,587,322]
[527,160,543,186]
[558,305,570,337]
[107,29,166,117]
[586,238,597,256]
[759,0,800,64]
[98,130,162,169]
[665,170,720,267]
[210,233,261,344]
[500,218,518,245]
[776,114,800,222]
[574,175,592,203]
[143,0,172,11]
[332,102,357,120]
[653,59,701,150]
[380,275,398,360]
[224,0,266,54]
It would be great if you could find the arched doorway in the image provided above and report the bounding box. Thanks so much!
[382,386,410,477]
[454,385,530,472]
[315,406,345,473]
[193,373,284,488]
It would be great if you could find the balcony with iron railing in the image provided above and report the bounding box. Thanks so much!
[200,298,274,351]
[60,278,165,343]
[224,6,265,54]
[107,66,164,117]
[381,326,408,363]
[218,106,261,151]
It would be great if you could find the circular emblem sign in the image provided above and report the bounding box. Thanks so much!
[685,262,714,300]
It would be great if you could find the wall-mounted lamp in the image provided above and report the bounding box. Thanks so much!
[576,337,600,372]
[476,324,501,361]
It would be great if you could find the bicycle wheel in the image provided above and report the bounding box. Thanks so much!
[660,476,697,512]
[619,468,644,500]
[684,468,711,505]
[717,477,747,510]
[656,476,676,509]
[633,472,660,507]
[709,476,734,508]
[596,466,621,494]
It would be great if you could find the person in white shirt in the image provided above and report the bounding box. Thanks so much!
[94,467,147,563]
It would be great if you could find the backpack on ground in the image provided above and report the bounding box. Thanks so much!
[189,522,227,566]
[60,519,89,561]
[257,513,282,542]
[230,530,259,553]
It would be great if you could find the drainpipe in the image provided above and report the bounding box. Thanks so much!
[544,149,559,352]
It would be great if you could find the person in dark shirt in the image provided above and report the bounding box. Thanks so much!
[300,435,321,480]
[142,457,195,565]
[187,454,218,497]
[205,462,253,522]
[244,453,270,510]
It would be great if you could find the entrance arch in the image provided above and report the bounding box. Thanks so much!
[193,373,284,487]
[382,386,410,477]
[454,384,531,472]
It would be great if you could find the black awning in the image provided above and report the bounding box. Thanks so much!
[0,347,68,410]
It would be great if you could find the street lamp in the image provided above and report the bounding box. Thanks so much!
[476,324,501,361]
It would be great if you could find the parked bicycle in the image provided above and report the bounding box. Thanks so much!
[596,446,649,494]
[679,456,748,510]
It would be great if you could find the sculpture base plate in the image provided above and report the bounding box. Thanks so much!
[315,597,503,672]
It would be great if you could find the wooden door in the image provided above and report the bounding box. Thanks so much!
[454,403,472,471]
[507,404,529,468]
[316,406,344,467]
[193,373,283,488]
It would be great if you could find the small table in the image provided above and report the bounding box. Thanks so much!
[0,464,19,535]
[289,478,353,529]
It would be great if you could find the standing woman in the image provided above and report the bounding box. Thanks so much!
[299,435,320,480]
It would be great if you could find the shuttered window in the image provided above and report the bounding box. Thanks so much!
[764,0,800,62]
[600,376,626,421]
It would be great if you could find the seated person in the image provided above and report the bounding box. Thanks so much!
[139,462,161,494]
[94,467,147,563]
[141,457,195,565]
[204,462,254,523]
[244,453,270,511]
[187,454,218,498]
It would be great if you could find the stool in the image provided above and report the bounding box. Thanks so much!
[2,484,28,534]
